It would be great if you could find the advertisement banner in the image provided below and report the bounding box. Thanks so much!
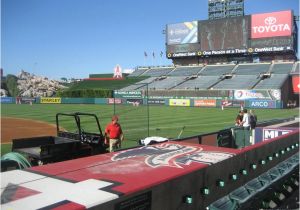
[255,127,297,143]
[167,21,198,45]
[248,100,276,108]
[194,99,216,107]
[221,100,244,107]
[0,97,13,104]
[247,46,293,53]
[263,128,294,141]
[40,97,61,104]
[108,98,122,104]
[114,91,142,99]
[169,99,190,107]
[292,75,300,94]
[126,99,143,105]
[234,90,281,100]
[20,98,36,104]
[147,99,165,105]
[251,10,292,39]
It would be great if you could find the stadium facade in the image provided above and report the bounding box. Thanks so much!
[125,8,299,109]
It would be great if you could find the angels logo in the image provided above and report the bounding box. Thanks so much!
[112,143,235,168]
[113,64,123,78]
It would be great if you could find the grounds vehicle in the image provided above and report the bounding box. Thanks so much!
[11,112,107,166]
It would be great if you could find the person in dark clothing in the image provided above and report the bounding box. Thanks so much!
[249,110,257,130]
[235,110,243,126]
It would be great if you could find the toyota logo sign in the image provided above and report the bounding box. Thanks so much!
[264,16,277,25]
[251,10,292,38]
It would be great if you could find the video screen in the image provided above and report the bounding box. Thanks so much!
[199,16,249,51]
[167,21,198,45]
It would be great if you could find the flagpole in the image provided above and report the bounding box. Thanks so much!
[152,52,155,67]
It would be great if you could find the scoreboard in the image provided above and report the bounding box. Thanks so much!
[166,10,295,58]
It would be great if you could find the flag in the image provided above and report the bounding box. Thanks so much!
[160,51,163,57]
[152,52,155,58]
[144,51,147,57]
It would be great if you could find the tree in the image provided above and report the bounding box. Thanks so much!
[60,77,68,82]
[6,74,19,96]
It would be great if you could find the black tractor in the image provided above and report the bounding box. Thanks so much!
[8,112,107,167]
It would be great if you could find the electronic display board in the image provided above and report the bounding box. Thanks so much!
[199,16,249,51]
[167,21,198,45]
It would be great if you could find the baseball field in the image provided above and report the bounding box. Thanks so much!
[1,104,299,155]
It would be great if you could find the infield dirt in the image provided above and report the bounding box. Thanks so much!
[1,117,57,143]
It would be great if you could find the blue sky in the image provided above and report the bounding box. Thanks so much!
[1,0,299,79]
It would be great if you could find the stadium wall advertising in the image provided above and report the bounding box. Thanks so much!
[0,97,13,104]
[20,98,36,103]
[40,97,61,104]
[255,127,297,143]
[126,99,143,105]
[247,100,277,109]
[221,100,244,107]
[169,99,190,106]
[234,90,281,100]
[194,99,216,107]
[108,98,122,104]
[167,21,198,45]
[114,91,142,99]
[147,99,166,105]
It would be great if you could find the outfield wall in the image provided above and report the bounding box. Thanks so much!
[1,97,284,109]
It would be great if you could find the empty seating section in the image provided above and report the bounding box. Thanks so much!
[255,74,288,89]
[271,63,294,74]
[234,63,270,75]
[142,67,174,77]
[119,84,145,91]
[213,75,259,89]
[135,77,158,85]
[175,76,220,90]
[128,68,149,77]
[119,77,158,91]
[200,65,235,75]
[123,62,296,91]
[147,77,186,89]
[168,66,202,76]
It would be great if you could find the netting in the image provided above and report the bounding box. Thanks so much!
[113,84,149,146]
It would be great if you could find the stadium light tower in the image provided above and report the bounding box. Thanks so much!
[208,0,244,20]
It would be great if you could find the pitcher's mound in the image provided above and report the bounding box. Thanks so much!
[1,117,57,143]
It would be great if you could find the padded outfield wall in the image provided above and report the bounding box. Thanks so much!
[0,96,283,109]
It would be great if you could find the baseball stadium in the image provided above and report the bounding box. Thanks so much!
[1,0,299,209]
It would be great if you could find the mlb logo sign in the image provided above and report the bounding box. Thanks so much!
[263,128,292,140]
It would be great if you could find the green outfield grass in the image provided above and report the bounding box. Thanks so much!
[1,104,298,155]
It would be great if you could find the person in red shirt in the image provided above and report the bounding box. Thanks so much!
[105,115,124,152]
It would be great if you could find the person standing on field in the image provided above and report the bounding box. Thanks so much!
[105,115,124,152]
